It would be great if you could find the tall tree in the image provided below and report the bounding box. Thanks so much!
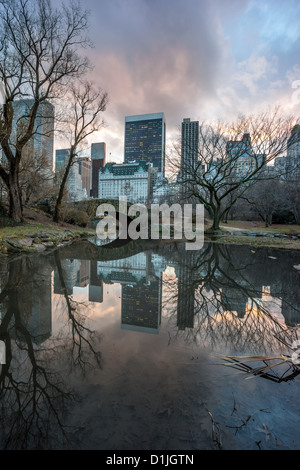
[169,108,299,232]
[53,81,108,222]
[0,0,91,221]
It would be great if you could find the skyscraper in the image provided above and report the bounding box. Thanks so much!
[124,113,166,174]
[91,142,106,198]
[181,118,199,172]
[286,124,300,182]
[12,98,55,177]
[55,149,86,201]
[226,133,265,179]
[78,156,91,198]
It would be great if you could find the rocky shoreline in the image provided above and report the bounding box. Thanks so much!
[1,227,300,256]
[218,230,300,240]
[1,229,86,254]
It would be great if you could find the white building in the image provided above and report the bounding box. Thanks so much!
[98,161,155,204]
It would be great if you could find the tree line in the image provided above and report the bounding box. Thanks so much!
[0,0,108,223]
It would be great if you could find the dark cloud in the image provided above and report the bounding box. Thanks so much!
[53,0,300,159]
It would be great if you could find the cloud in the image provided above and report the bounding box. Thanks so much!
[73,0,300,160]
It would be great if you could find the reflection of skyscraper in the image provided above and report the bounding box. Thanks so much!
[280,268,300,326]
[96,252,163,334]
[76,259,89,287]
[89,260,103,303]
[17,262,52,345]
[221,286,248,318]
[121,277,162,334]
[54,259,81,295]
[175,251,198,330]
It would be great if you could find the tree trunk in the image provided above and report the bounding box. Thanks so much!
[8,169,23,222]
[53,181,65,223]
[211,206,222,232]
[53,156,73,223]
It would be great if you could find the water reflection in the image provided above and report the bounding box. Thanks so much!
[0,254,102,449]
[0,239,300,449]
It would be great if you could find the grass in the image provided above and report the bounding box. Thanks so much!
[220,220,300,234]
[0,222,94,240]
[0,212,95,254]
[212,235,300,250]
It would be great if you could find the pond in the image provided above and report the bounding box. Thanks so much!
[0,239,300,451]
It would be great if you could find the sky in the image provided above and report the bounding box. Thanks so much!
[66,0,300,162]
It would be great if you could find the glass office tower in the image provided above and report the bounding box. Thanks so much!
[124,113,166,174]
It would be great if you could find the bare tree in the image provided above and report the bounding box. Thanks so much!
[241,180,288,227]
[169,108,299,232]
[53,80,108,222]
[0,0,91,221]
[285,182,300,224]
[18,148,55,205]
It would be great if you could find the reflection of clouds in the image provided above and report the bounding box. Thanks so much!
[85,284,121,321]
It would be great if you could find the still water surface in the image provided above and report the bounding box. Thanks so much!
[0,239,300,450]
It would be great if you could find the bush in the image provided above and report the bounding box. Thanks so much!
[63,208,89,227]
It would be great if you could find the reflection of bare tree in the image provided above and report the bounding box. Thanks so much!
[0,254,101,449]
[54,251,102,372]
[162,243,300,357]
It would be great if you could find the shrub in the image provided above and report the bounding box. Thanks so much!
[63,208,89,227]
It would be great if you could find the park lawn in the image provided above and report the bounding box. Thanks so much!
[212,235,300,251]
[0,222,66,242]
[0,210,95,246]
[218,220,300,235]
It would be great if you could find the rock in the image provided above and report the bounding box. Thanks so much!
[294,264,300,271]
[19,238,33,247]
[42,242,54,248]
[3,238,33,250]
[2,240,21,251]
[31,243,46,252]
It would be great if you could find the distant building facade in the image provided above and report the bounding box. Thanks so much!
[91,142,106,198]
[55,149,88,201]
[181,118,199,172]
[79,156,91,197]
[98,160,156,203]
[124,113,166,174]
[226,133,265,178]
[12,98,55,178]
[286,125,300,182]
